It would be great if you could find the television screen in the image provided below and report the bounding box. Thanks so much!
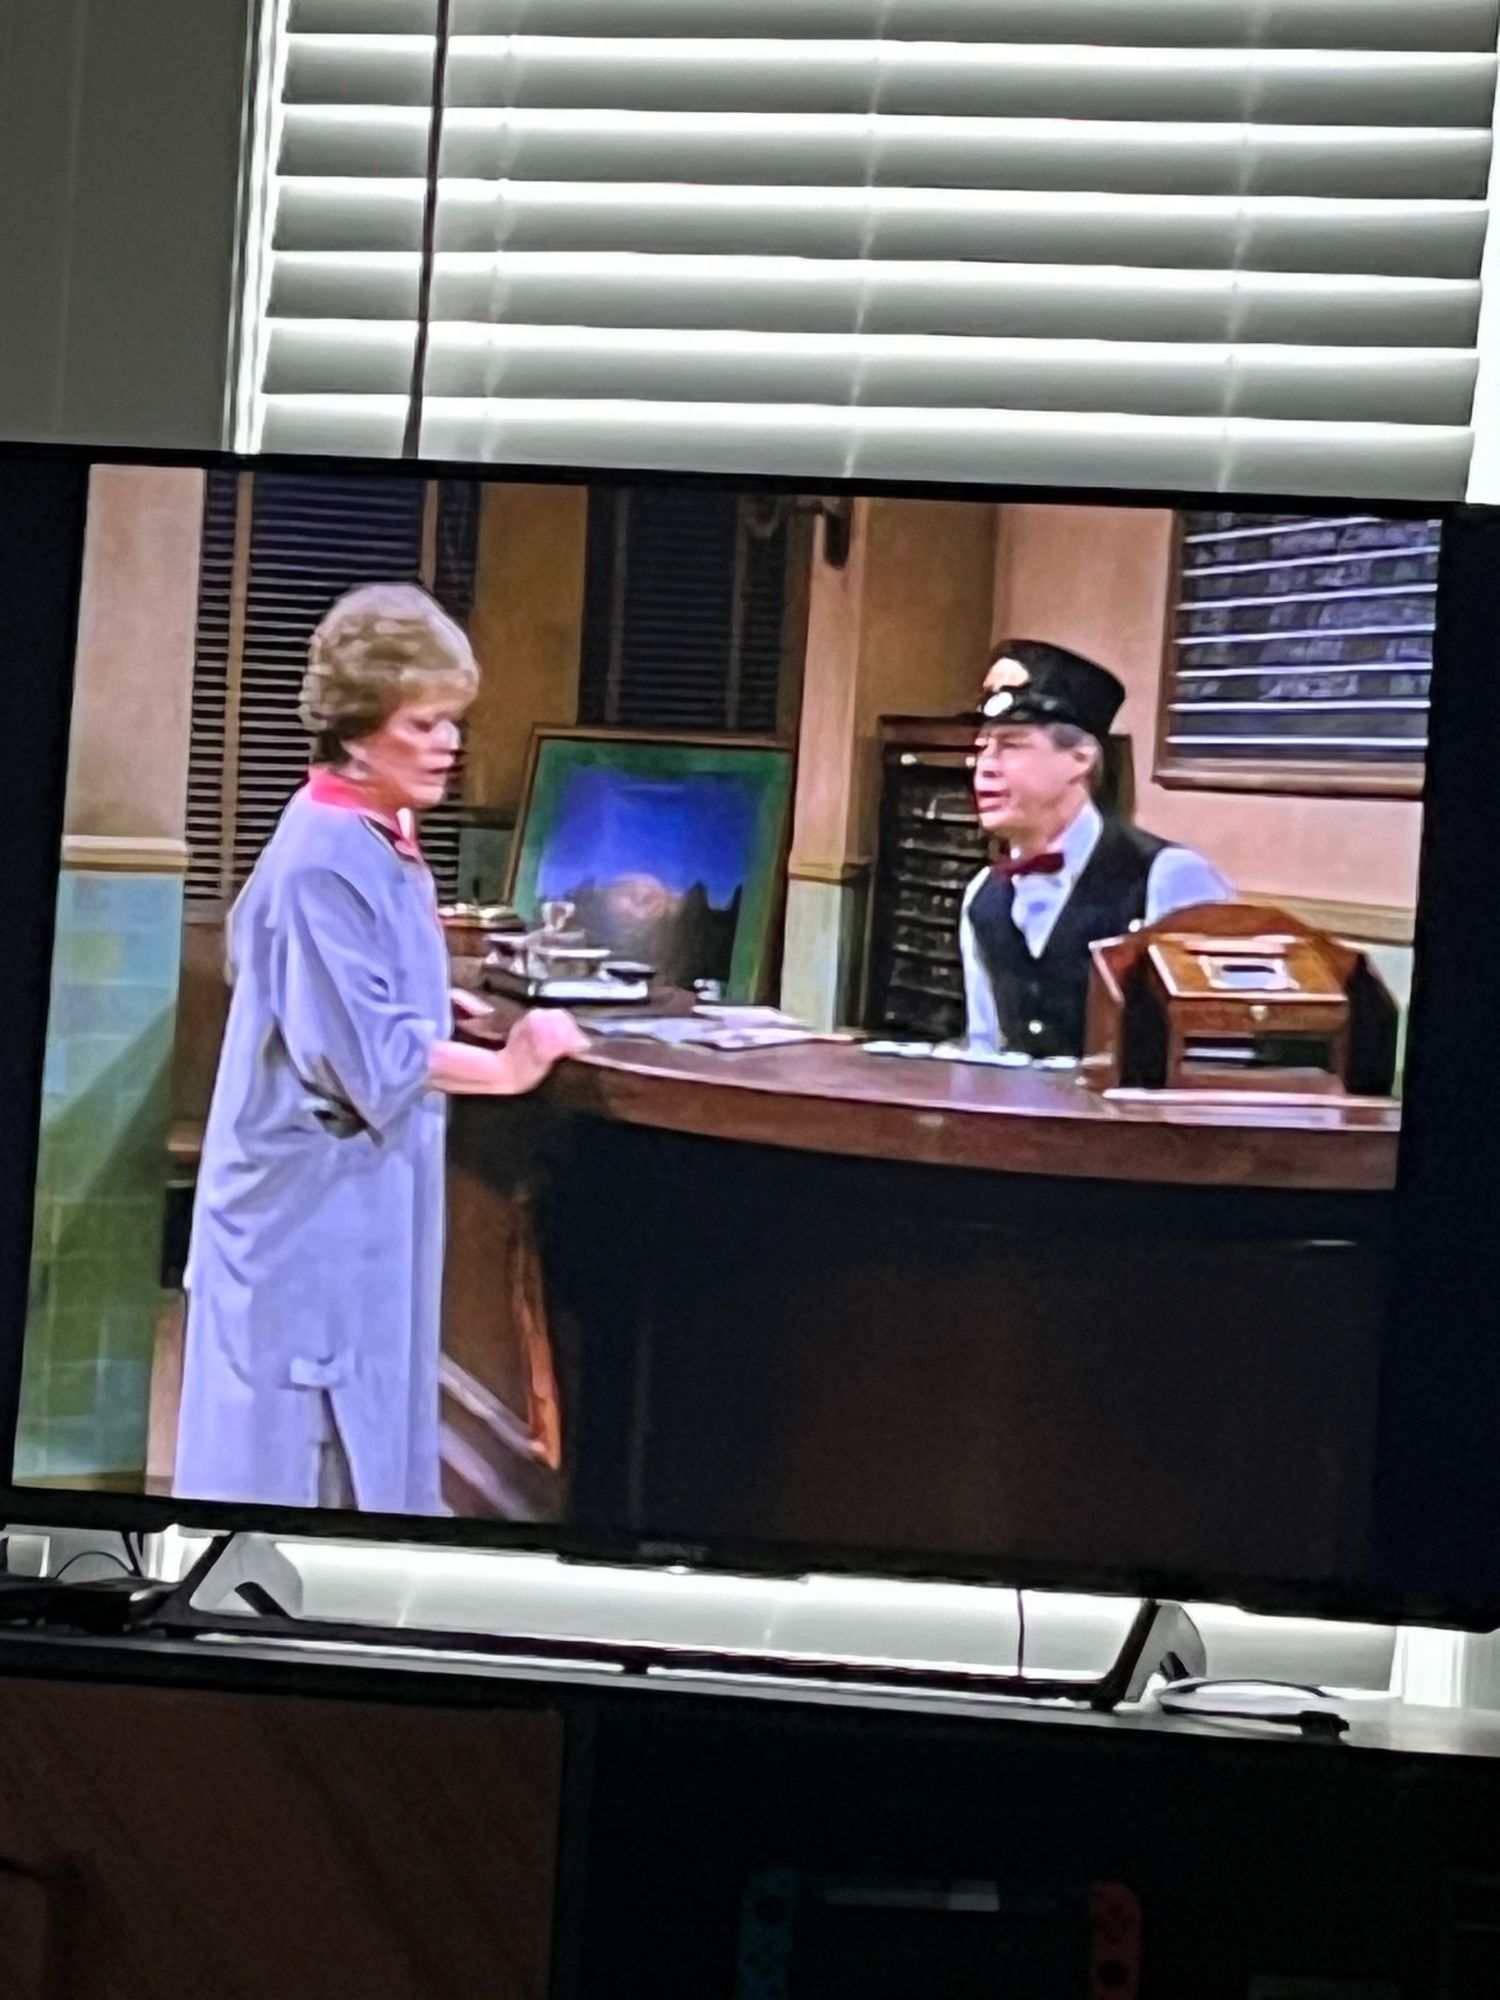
[2,451,1497,1621]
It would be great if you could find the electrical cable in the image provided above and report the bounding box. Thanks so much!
[49,1550,133,1585]
[1015,1589,1027,1679]
[1154,1677,1349,1739]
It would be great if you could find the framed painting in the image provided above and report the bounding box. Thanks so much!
[506,730,795,1001]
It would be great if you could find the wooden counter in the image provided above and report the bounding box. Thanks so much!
[455,981,1399,1194]
[443,1003,1398,1597]
[552,1038,1399,1194]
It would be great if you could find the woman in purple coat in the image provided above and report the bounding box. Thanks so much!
[175,584,586,1515]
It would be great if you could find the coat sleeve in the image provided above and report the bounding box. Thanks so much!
[276,865,440,1137]
[959,868,1005,1052]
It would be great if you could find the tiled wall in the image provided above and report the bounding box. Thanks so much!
[17,868,183,1485]
[780,875,869,1029]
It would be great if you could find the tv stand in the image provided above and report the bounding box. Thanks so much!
[143,1536,1205,1714]
[154,1532,304,1623]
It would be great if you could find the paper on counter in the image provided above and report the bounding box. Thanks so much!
[586,1016,825,1052]
[693,1003,800,1025]
[932,1041,1037,1067]
[861,1041,1081,1071]
[699,1027,822,1051]
[864,1040,1030,1068]
[587,1015,697,1042]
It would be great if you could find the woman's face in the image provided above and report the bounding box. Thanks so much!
[354,696,467,814]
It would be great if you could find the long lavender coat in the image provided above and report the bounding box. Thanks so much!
[175,790,450,1514]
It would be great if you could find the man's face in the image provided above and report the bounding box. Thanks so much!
[972,724,1094,838]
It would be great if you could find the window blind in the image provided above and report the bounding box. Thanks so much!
[1158,510,1436,794]
[250,0,1500,501]
[185,469,478,907]
[577,486,790,733]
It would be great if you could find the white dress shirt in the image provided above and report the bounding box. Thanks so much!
[958,800,1231,1054]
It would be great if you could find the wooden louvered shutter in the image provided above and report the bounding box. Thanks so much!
[577,486,791,734]
[431,477,481,623]
[186,469,243,908]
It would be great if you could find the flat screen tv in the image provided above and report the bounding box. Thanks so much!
[3,447,1498,1630]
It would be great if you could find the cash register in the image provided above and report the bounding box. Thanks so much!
[1082,902,1400,1097]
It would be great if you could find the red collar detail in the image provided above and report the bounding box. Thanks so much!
[305,767,424,861]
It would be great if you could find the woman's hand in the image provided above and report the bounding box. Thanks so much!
[427,1008,587,1097]
[499,1008,590,1094]
[426,1008,589,1098]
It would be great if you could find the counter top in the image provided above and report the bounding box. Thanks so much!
[461,996,1399,1193]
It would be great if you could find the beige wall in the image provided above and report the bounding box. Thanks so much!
[782,496,996,1023]
[992,504,1422,922]
[65,465,202,846]
[464,482,588,820]
[790,497,997,872]
[786,508,869,872]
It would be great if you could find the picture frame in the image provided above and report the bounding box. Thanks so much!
[505,728,796,1002]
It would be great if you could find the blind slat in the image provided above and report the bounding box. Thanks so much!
[262,398,1473,503]
[280,109,1494,199]
[292,0,1500,56]
[268,254,1482,351]
[274,181,1491,280]
[264,325,1480,427]
[284,38,1498,127]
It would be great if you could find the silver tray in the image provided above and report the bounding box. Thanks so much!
[483,963,651,1006]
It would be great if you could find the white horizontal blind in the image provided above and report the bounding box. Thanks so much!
[250,0,1500,500]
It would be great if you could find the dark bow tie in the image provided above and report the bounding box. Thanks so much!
[993,851,1066,882]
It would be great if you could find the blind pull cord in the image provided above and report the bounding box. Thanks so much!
[403,0,452,461]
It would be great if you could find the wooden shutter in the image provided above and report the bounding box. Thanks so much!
[185,470,478,906]
[186,470,243,907]
[1158,510,1436,796]
[577,486,789,734]
[431,477,481,622]
[251,0,1497,501]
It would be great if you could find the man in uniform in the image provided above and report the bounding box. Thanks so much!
[959,639,1231,1060]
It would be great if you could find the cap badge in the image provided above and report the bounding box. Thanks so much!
[981,655,1030,720]
[984,656,1030,694]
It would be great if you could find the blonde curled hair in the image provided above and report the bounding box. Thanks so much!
[301,582,479,766]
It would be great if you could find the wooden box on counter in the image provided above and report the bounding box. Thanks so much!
[1083,902,1400,1097]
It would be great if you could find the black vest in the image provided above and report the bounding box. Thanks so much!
[970,818,1173,1059]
